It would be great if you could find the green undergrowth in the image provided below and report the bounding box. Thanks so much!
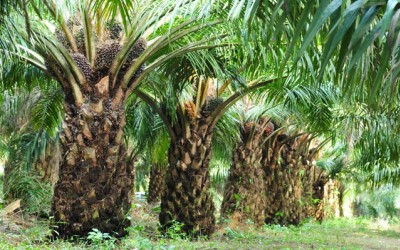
[3,169,52,214]
[1,209,400,250]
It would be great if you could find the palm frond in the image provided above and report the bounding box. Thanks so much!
[31,84,63,136]
[298,0,400,108]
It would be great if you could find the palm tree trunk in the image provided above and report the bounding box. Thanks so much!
[263,140,293,225]
[147,164,166,204]
[51,100,134,239]
[159,119,215,237]
[263,134,330,225]
[301,162,325,221]
[263,136,308,225]
[221,129,266,225]
[318,178,343,219]
[36,142,61,187]
[312,176,326,222]
[3,162,12,203]
[338,182,345,217]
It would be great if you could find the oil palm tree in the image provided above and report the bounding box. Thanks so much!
[260,84,339,225]
[0,51,62,189]
[261,132,326,225]
[135,60,283,236]
[127,89,240,209]
[221,78,338,225]
[220,102,284,225]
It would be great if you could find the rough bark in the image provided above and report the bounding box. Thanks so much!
[338,183,345,217]
[3,162,12,203]
[263,141,304,225]
[147,164,166,204]
[221,125,267,225]
[51,95,134,239]
[321,179,343,219]
[262,134,326,225]
[303,163,326,222]
[159,118,215,237]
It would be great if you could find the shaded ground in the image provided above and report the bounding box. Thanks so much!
[1,201,400,250]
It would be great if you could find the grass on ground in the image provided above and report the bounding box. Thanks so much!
[1,201,400,250]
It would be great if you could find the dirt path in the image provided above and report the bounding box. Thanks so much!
[344,226,400,249]
[0,212,31,246]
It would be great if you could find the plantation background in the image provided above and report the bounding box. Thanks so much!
[1,0,400,249]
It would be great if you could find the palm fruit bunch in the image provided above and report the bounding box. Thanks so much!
[126,38,147,61]
[184,101,196,121]
[201,97,224,117]
[131,63,146,80]
[55,18,80,50]
[106,22,123,40]
[55,30,70,49]
[121,38,147,73]
[264,122,275,136]
[95,42,122,77]
[277,133,289,142]
[49,17,147,86]
[71,53,96,83]
[75,29,100,55]
[117,38,148,83]
[45,57,64,81]
[66,19,74,28]
[94,39,148,80]
[75,29,85,54]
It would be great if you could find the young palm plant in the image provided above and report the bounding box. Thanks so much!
[332,100,400,186]
[124,99,169,204]
[0,85,62,208]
